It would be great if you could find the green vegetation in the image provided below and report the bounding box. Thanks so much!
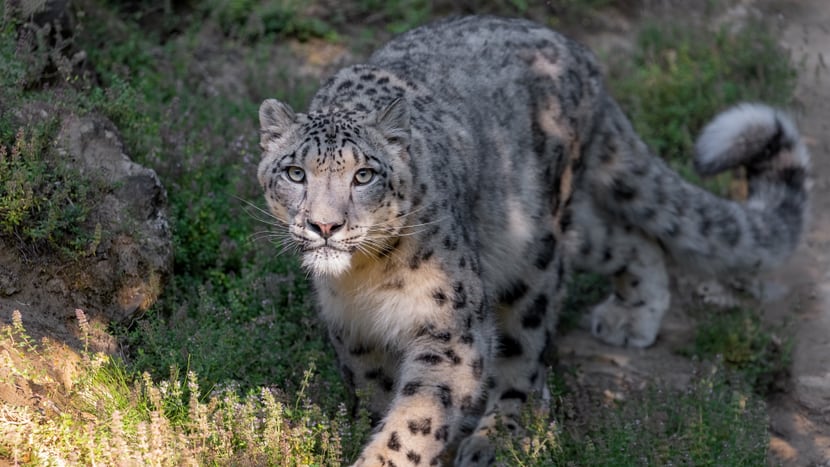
[0,315,372,464]
[608,19,796,188]
[0,19,94,257]
[0,121,98,257]
[200,0,336,41]
[0,0,797,464]
[687,307,792,395]
[493,367,768,466]
[560,272,609,331]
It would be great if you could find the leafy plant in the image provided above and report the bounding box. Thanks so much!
[687,307,791,394]
[494,366,768,465]
[0,313,372,465]
[0,126,97,256]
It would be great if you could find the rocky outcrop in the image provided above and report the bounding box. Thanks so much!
[56,114,173,321]
[0,110,172,352]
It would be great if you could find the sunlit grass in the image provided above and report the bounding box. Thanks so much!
[0,312,371,465]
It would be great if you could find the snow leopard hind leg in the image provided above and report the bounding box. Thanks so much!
[566,190,671,348]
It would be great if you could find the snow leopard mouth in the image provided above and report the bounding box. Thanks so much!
[301,245,353,276]
[292,233,349,252]
[308,245,350,254]
[300,242,351,254]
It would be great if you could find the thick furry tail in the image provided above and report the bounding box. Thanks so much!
[694,103,809,178]
[584,100,810,274]
[693,103,810,268]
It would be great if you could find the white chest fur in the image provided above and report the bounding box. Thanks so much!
[315,256,453,348]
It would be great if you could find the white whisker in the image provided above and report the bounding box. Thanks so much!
[234,195,288,226]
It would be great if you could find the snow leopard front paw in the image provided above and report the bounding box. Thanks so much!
[590,296,662,348]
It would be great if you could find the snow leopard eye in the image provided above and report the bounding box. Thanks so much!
[285,166,305,183]
[353,168,375,186]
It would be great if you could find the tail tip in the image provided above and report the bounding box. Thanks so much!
[694,103,806,176]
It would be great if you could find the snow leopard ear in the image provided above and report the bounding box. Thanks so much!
[259,99,297,148]
[375,97,410,146]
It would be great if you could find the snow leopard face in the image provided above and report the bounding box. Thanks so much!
[257,98,413,276]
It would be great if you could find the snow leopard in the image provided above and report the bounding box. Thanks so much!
[256,16,808,466]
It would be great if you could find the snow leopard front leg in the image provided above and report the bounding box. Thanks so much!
[455,241,566,465]
[347,288,495,466]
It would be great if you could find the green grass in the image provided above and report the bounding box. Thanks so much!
[0,314,372,465]
[195,0,337,41]
[50,5,345,398]
[0,0,798,464]
[608,18,796,190]
[0,16,107,259]
[493,366,768,466]
[685,307,792,395]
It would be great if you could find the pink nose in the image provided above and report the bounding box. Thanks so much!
[307,220,344,239]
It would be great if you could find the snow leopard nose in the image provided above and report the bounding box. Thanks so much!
[307,219,344,239]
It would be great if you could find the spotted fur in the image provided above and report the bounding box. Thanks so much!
[257,16,809,466]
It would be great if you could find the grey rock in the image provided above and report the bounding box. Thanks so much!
[55,113,173,324]
[0,110,172,350]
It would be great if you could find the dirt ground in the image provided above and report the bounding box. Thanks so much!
[764,0,830,463]
[558,1,830,464]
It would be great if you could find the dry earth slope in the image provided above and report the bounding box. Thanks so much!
[764,0,830,464]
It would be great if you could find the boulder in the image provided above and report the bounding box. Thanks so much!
[0,111,172,352]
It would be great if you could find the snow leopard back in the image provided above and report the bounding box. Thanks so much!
[308,16,603,295]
